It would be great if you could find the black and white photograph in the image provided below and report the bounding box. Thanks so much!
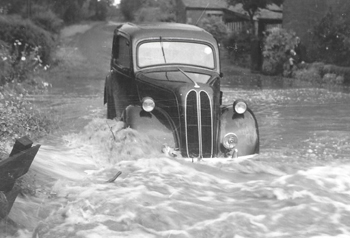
[1,0,350,237]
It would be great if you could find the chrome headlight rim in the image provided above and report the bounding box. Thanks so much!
[233,99,247,114]
[142,97,155,112]
[222,132,238,150]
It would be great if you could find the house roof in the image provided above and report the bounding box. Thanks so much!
[258,8,282,20]
[179,0,282,21]
[228,3,282,20]
[181,0,228,9]
[267,3,283,12]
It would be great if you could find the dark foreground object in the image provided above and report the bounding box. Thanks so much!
[0,136,40,220]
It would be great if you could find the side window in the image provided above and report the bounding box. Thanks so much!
[115,36,131,69]
[112,36,118,59]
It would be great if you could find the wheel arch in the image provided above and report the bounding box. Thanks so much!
[104,73,112,105]
[219,106,260,156]
[123,105,179,150]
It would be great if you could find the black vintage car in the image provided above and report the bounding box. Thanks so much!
[104,22,259,160]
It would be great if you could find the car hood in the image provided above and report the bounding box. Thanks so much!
[135,70,218,108]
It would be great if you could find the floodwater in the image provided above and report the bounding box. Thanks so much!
[2,84,350,238]
[1,22,350,237]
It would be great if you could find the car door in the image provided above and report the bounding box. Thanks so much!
[110,34,139,116]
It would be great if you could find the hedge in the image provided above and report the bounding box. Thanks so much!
[0,15,55,65]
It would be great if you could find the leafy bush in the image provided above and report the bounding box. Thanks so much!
[309,11,350,67]
[135,6,175,23]
[197,17,228,44]
[262,28,296,75]
[293,63,345,86]
[135,7,161,22]
[0,39,52,150]
[223,30,252,68]
[120,0,143,21]
[0,41,12,86]
[0,0,24,15]
[31,5,64,34]
[321,73,344,85]
[0,37,47,86]
[0,84,52,148]
[293,67,321,84]
[94,0,109,21]
[0,15,55,65]
[63,2,84,24]
[158,0,176,22]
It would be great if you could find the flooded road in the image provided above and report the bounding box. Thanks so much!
[1,22,350,237]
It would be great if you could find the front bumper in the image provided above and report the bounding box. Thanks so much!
[161,144,258,163]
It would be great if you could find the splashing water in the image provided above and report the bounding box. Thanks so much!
[0,114,348,238]
[1,87,350,238]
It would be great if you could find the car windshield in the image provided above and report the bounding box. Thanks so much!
[137,41,215,69]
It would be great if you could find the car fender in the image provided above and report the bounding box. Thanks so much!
[123,105,178,151]
[104,84,107,105]
[104,73,112,105]
[219,106,259,156]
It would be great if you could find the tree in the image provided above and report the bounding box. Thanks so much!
[89,0,112,20]
[51,0,88,23]
[310,10,350,66]
[227,0,283,35]
[120,0,175,22]
[0,0,26,15]
[158,0,176,22]
[198,17,228,43]
[119,0,142,21]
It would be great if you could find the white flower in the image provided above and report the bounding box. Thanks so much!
[21,56,26,61]
[2,56,7,61]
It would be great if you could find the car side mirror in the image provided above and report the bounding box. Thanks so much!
[220,72,224,78]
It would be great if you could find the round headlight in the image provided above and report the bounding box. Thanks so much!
[222,133,238,150]
[233,100,247,114]
[142,97,155,112]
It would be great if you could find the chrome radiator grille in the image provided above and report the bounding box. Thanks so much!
[185,90,213,158]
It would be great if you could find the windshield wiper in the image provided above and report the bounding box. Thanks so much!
[177,67,200,88]
[160,37,167,64]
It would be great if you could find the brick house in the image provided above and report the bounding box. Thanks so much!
[175,0,282,35]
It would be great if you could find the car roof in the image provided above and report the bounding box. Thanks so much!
[115,22,217,44]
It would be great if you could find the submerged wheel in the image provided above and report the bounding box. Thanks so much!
[107,93,116,119]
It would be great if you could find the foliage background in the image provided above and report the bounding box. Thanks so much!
[0,0,118,152]
[198,17,228,44]
[223,29,252,68]
[308,10,350,67]
[262,28,296,75]
[120,0,176,22]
